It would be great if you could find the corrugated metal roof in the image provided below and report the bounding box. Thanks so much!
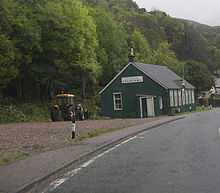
[133,63,195,89]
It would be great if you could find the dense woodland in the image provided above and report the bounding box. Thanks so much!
[0,0,220,103]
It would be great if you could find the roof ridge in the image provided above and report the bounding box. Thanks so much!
[135,62,167,68]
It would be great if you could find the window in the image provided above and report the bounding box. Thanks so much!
[192,90,195,104]
[169,90,174,107]
[159,96,163,110]
[186,90,189,104]
[189,90,192,104]
[182,90,186,105]
[113,93,123,111]
[174,90,178,107]
[178,90,182,106]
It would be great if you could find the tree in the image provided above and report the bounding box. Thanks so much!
[152,41,182,74]
[131,29,152,63]
[93,8,128,85]
[208,46,220,72]
[0,33,17,91]
[39,0,99,98]
[185,60,214,92]
[180,24,210,63]
[0,0,42,99]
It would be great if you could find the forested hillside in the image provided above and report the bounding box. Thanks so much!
[1,0,219,103]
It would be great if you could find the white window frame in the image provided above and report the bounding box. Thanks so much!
[159,96,163,110]
[169,90,174,107]
[113,92,123,111]
[189,90,192,104]
[189,89,192,105]
[178,90,182,106]
[192,90,195,104]
[186,90,189,105]
[182,90,186,105]
[174,90,178,107]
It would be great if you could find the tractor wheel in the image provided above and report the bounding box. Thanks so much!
[51,108,61,122]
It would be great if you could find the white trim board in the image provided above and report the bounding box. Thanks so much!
[99,63,132,94]
[113,92,123,111]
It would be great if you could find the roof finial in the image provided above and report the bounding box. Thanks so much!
[128,47,135,62]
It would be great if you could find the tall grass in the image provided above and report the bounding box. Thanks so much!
[0,103,50,124]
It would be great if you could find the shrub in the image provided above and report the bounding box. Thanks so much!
[0,105,26,123]
[0,103,50,124]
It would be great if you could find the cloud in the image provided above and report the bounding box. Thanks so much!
[135,0,220,26]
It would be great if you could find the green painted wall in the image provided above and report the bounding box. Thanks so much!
[101,64,168,118]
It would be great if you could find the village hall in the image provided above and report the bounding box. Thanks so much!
[99,61,195,118]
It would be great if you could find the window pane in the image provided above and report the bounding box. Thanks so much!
[115,94,121,99]
[192,90,195,104]
[178,90,182,106]
[182,90,185,105]
[159,96,163,110]
[189,90,192,104]
[170,90,174,107]
[113,93,123,110]
[174,90,178,107]
[186,90,189,104]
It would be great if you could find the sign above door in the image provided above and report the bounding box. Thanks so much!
[121,76,143,84]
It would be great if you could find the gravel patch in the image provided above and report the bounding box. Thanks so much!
[0,118,159,154]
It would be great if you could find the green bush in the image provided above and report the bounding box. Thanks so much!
[82,96,101,119]
[19,103,50,122]
[0,105,26,123]
[0,103,50,124]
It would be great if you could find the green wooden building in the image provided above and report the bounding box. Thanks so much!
[99,62,196,118]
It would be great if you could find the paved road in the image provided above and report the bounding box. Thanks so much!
[46,109,220,193]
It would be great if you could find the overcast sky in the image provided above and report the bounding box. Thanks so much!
[135,0,220,26]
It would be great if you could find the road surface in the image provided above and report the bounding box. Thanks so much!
[44,109,220,193]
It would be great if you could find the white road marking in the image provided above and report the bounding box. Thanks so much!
[81,159,95,168]
[46,178,68,192]
[41,135,139,193]
[66,168,82,177]
[121,136,137,144]
[218,128,220,135]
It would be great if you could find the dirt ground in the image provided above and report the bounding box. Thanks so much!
[0,118,159,154]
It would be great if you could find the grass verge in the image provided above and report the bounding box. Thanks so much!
[195,106,211,112]
[176,106,211,116]
[0,103,50,124]
[0,151,29,166]
[65,127,123,144]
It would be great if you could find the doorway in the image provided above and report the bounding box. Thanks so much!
[139,96,155,118]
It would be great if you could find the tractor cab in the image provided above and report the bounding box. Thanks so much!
[55,94,75,107]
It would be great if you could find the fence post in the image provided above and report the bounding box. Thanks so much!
[71,112,76,139]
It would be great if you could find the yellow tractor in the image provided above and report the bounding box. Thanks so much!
[50,93,75,122]
[50,92,86,122]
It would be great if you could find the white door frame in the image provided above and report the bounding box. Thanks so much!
[139,96,155,118]
[139,96,147,118]
[147,97,155,117]
[139,97,143,118]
